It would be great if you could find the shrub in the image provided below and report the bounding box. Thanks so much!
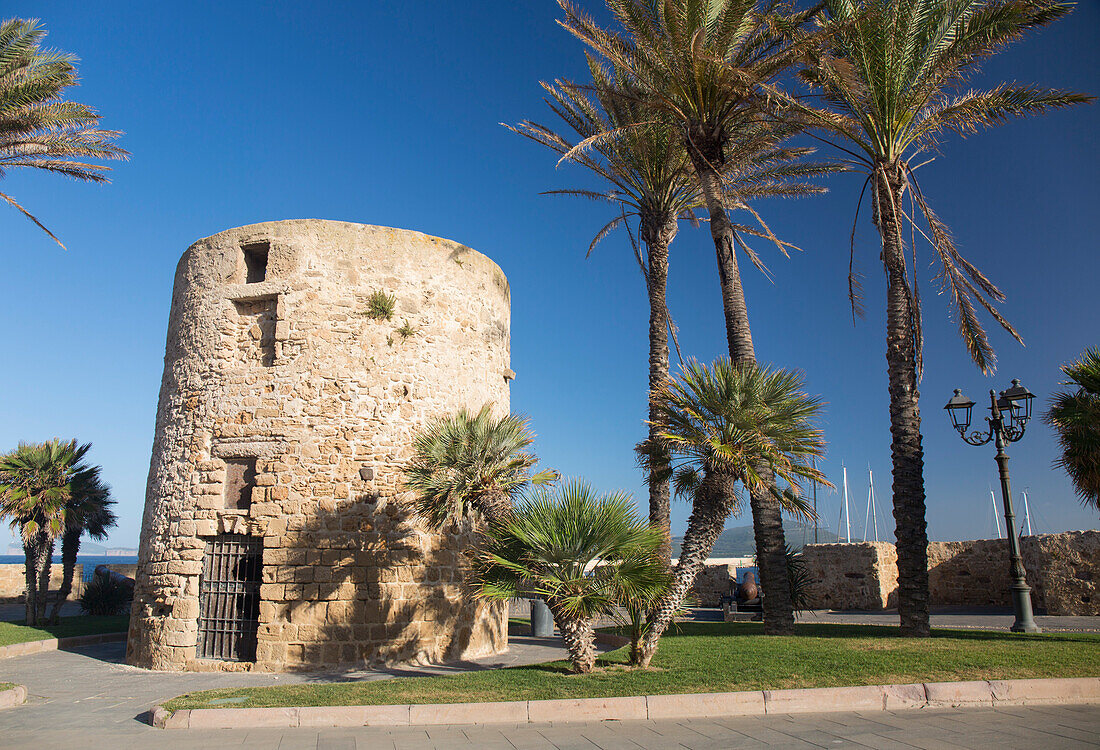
[79,573,131,616]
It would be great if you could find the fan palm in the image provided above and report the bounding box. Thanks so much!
[557,0,831,634]
[404,405,557,529]
[511,58,837,563]
[0,18,127,247]
[48,465,116,623]
[1045,347,1100,510]
[637,358,829,666]
[0,439,90,624]
[790,0,1093,636]
[470,478,670,673]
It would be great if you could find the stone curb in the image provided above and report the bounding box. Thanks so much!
[0,684,27,709]
[151,677,1100,729]
[0,631,127,660]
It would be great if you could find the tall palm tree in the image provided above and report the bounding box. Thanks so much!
[0,18,127,248]
[404,405,557,529]
[0,439,90,624]
[558,0,826,634]
[637,358,829,666]
[508,61,697,562]
[469,478,669,673]
[49,465,116,624]
[1045,347,1100,510]
[511,59,836,563]
[792,0,1092,636]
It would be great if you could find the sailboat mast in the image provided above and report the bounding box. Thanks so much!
[990,488,1003,539]
[842,465,851,543]
[1022,490,1033,536]
[863,468,872,542]
[812,457,819,544]
[869,468,879,542]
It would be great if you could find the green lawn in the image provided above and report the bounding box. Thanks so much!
[164,622,1100,711]
[0,615,129,647]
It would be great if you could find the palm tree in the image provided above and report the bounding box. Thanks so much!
[1045,347,1100,510]
[0,439,90,624]
[791,0,1092,636]
[558,0,826,634]
[637,358,829,666]
[469,478,669,673]
[404,405,557,529]
[0,18,127,247]
[49,465,116,624]
[511,59,836,563]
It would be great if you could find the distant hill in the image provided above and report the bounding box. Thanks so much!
[673,522,840,558]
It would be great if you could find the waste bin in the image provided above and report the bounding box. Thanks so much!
[530,597,554,637]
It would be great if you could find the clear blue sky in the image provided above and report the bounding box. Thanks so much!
[2,1,1097,550]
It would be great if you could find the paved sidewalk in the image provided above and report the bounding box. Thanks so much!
[1,640,1098,748]
[794,607,1100,633]
[0,599,83,621]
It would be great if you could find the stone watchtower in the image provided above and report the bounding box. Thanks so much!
[127,220,512,671]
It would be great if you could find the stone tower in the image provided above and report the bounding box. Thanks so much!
[127,220,512,671]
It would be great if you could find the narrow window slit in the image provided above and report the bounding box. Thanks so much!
[243,242,269,283]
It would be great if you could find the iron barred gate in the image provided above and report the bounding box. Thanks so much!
[197,534,262,661]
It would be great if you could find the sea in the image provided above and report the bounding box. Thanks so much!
[0,555,139,581]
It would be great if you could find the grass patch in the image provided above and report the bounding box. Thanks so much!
[0,615,129,647]
[164,622,1100,711]
[0,683,14,692]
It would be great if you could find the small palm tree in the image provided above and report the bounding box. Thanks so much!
[0,19,128,247]
[49,465,116,623]
[0,439,90,624]
[470,479,669,673]
[1045,347,1100,510]
[790,0,1092,636]
[558,0,830,634]
[404,405,557,529]
[636,358,829,667]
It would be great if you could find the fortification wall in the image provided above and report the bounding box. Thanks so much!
[0,563,84,601]
[801,531,1098,615]
[128,220,513,671]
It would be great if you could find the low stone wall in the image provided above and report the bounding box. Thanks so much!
[802,531,1098,615]
[99,563,138,579]
[800,543,898,610]
[0,563,84,601]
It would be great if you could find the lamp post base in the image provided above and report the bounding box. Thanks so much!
[1009,583,1041,634]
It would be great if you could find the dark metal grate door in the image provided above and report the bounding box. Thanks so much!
[197,534,262,661]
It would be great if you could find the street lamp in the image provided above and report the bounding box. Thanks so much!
[944,379,1040,633]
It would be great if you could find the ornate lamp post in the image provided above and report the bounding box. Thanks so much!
[944,380,1040,633]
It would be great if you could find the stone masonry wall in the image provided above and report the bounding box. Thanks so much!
[128,221,512,671]
[800,543,898,610]
[802,531,1098,615]
[0,563,84,600]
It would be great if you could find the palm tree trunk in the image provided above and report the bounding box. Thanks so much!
[636,471,737,668]
[688,140,795,635]
[475,488,513,525]
[875,162,931,637]
[22,542,36,625]
[545,599,596,673]
[50,527,81,624]
[642,216,678,563]
[36,536,54,623]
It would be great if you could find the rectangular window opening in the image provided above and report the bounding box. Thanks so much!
[224,458,257,511]
[197,534,262,662]
[243,242,269,283]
